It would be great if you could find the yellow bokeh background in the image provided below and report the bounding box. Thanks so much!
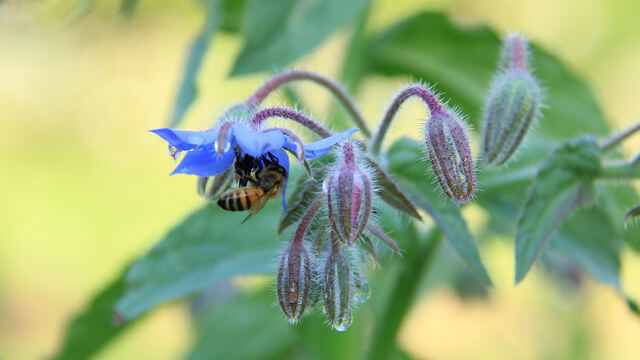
[1,0,639,359]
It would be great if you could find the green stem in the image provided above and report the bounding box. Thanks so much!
[366,227,443,360]
[600,120,640,152]
[599,161,640,179]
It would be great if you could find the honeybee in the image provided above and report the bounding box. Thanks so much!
[217,163,287,223]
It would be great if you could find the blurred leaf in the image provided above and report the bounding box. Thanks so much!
[364,155,422,221]
[515,136,601,284]
[367,12,609,138]
[119,0,138,16]
[114,203,282,320]
[168,0,221,127]
[549,206,622,287]
[386,137,492,286]
[186,289,295,360]
[597,185,640,251]
[219,0,247,33]
[279,167,327,234]
[626,205,640,228]
[54,266,135,360]
[230,0,369,75]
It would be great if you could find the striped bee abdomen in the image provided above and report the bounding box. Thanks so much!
[217,187,264,212]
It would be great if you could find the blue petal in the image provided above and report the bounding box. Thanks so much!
[271,148,290,213]
[150,128,217,151]
[304,128,359,159]
[231,123,285,157]
[170,145,234,177]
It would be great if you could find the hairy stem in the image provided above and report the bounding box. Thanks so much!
[371,85,444,155]
[250,107,332,138]
[600,120,640,152]
[292,196,325,245]
[366,227,442,360]
[246,70,371,138]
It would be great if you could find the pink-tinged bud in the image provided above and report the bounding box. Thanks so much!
[323,235,353,332]
[498,33,529,72]
[425,111,477,204]
[276,241,312,322]
[325,143,372,246]
[484,33,542,166]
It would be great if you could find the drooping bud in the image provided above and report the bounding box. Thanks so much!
[276,241,312,323]
[323,234,354,332]
[484,33,542,166]
[325,142,372,246]
[425,110,477,204]
[277,196,324,322]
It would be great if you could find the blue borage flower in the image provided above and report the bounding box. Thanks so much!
[150,121,358,211]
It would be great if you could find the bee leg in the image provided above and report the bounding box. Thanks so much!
[240,213,254,225]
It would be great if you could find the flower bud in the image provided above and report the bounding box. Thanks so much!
[276,241,312,322]
[484,33,542,166]
[425,111,477,204]
[323,237,353,332]
[325,143,372,246]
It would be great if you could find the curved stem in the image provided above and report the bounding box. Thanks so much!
[371,85,444,155]
[600,120,640,152]
[246,70,371,138]
[250,107,332,138]
[366,226,443,360]
[292,196,325,245]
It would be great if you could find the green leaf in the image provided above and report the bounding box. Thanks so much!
[549,206,622,288]
[364,155,422,221]
[119,0,138,17]
[515,136,602,284]
[168,0,221,127]
[186,289,296,360]
[114,204,282,321]
[367,12,609,138]
[386,137,492,286]
[230,0,369,75]
[53,266,136,360]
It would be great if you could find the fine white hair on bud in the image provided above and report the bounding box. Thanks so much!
[322,234,354,332]
[484,32,543,166]
[325,142,373,246]
[276,241,312,322]
[424,110,477,204]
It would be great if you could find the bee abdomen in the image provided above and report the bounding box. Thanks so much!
[217,188,263,212]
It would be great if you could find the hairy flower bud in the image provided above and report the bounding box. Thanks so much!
[325,143,372,246]
[277,241,312,322]
[323,236,354,332]
[484,33,542,166]
[425,111,477,204]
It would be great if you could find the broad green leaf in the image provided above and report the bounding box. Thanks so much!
[114,203,282,320]
[230,0,369,75]
[219,0,247,33]
[53,266,135,360]
[187,289,295,360]
[168,0,221,127]
[367,12,609,138]
[549,206,622,288]
[386,137,492,286]
[515,136,602,284]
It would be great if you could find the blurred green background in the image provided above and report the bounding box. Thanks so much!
[1,0,640,359]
